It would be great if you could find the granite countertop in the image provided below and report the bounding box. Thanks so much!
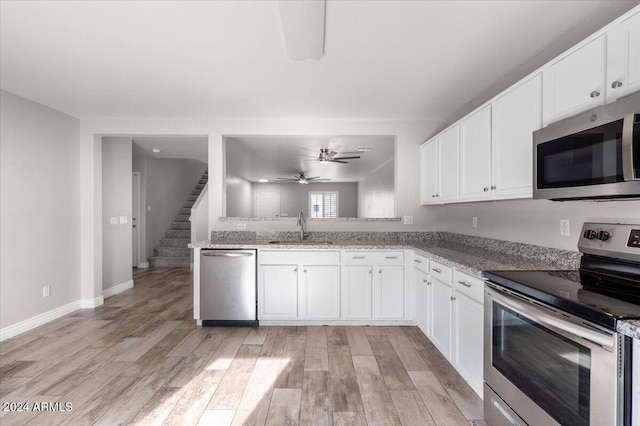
[189,239,571,279]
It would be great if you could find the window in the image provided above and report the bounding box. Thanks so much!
[309,191,338,219]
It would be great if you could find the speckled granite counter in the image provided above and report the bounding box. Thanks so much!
[618,320,640,339]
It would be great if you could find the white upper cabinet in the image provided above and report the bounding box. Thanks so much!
[491,74,542,199]
[460,105,492,201]
[420,138,439,204]
[420,124,459,204]
[438,125,460,202]
[543,35,606,124]
[607,9,640,103]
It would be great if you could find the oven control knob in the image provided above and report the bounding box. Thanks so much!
[583,229,597,239]
[596,231,611,241]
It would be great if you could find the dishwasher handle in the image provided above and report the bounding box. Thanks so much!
[201,251,254,257]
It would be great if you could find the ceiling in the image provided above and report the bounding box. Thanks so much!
[225,135,394,183]
[0,1,636,123]
[133,136,208,163]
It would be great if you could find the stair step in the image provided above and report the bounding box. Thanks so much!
[180,208,191,216]
[183,201,195,208]
[199,179,207,185]
[187,195,198,202]
[148,256,191,268]
[154,247,191,257]
[170,221,191,230]
[191,190,201,196]
[166,229,190,238]
[195,184,205,190]
[160,237,190,247]
[176,214,191,221]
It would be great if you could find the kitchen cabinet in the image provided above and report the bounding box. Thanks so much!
[301,265,340,319]
[343,265,373,319]
[420,124,459,204]
[451,270,484,397]
[344,251,405,320]
[460,105,492,201]
[543,35,606,124]
[261,264,299,318]
[491,74,542,199]
[413,254,430,337]
[428,261,453,359]
[259,250,341,320]
[607,9,640,103]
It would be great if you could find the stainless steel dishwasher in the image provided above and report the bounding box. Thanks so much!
[200,249,258,326]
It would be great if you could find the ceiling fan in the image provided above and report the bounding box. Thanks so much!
[317,148,360,164]
[276,172,330,184]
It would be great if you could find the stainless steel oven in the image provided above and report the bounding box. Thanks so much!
[484,284,624,426]
[533,92,640,200]
[484,222,640,426]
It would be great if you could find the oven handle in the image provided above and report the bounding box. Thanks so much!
[491,396,523,426]
[487,286,615,351]
[622,113,636,181]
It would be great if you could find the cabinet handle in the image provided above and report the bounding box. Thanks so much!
[385,256,398,259]
[414,259,422,263]
[611,80,623,89]
[379,270,382,274]
[353,256,366,259]
[293,268,297,272]
[369,269,372,274]
[450,296,456,301]
[483,187,488,192]
[432,267,442,273]
[303,269,307,273]
[491,185,497,190]
[458,280,472,287]
[423,278,428,283]
[427,281,432,286]
[432,194,436,198]
[590,90,600,98]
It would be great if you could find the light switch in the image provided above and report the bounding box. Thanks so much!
[109,217,118,225]
[403,215,413,225]
[147,205,151,212]
[120,216,128,224]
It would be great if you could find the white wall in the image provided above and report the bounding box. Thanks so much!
[145,158,207,259]
[0,90,81,330]
[132,142,148,265]
[444,198,640,251]
[358,158,394,218]
[226,175,253,217]
[102,137,133,290]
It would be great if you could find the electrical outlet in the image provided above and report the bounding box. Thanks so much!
[403,215,413,225]
[237,223,247,230]
[109,217,118,225]
[42,286,50,298]
[119,216,128,224]
[560,219,570,236]
[472,217,478,228]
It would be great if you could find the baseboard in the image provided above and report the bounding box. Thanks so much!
[137,261,149,269]
[102,280,134,299]
[0,300,82,342]
[80,296,104,308]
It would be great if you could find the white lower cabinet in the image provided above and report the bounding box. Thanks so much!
[452,291,483,396]
[302,265,340,319]
[430,276,453,359]
[261,264,299,318]
[413,254,431,337]
[343,265,373,319]
[375,265,405,319]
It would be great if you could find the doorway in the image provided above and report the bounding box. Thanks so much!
[254,190,281,217]
[132,171,141,268]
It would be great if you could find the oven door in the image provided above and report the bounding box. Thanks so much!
[484,285,621,426]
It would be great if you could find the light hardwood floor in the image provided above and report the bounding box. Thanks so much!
[0,268,485,426]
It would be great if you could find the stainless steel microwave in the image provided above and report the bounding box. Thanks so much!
[533,92,640,200]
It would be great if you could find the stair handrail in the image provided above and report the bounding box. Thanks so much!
[189,182,209,244]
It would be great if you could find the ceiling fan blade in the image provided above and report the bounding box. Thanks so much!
[333,155,360,160]
[305,176,321,180]
[330,159,349,164]
[336,151,361,155]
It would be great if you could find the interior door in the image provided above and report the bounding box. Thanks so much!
[132,172,140,268]
[255,190,281,217]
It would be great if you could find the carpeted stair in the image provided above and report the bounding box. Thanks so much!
[148,170,208,267]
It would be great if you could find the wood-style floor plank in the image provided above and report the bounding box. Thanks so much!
[0,268,485,426]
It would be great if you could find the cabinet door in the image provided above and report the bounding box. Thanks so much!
[420,139,439,204]
[261,264,298,318]
[343,265,373,319]
[607,9,640,103]
[414,268,430,336]
[491,74,542,199]
[438,124,460,202]
[452,291,484,397]
[460,105,492,201]
[302,265,340,319]
[374,265,404,319]
[543,35,605,124]
[429,277,453,359]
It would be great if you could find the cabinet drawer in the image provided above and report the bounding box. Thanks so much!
[259,250,340,265]
[429,260,452,284]
[344,251,404,265]
[412,253,430,273]
[453,270,485,304]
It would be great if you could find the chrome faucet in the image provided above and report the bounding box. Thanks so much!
[297,210,307,241]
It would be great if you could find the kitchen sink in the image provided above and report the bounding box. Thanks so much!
[268,240,333,245]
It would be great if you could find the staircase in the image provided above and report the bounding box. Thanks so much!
[148,170,208,268]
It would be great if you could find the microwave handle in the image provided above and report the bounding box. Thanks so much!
[622,113,636,181]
